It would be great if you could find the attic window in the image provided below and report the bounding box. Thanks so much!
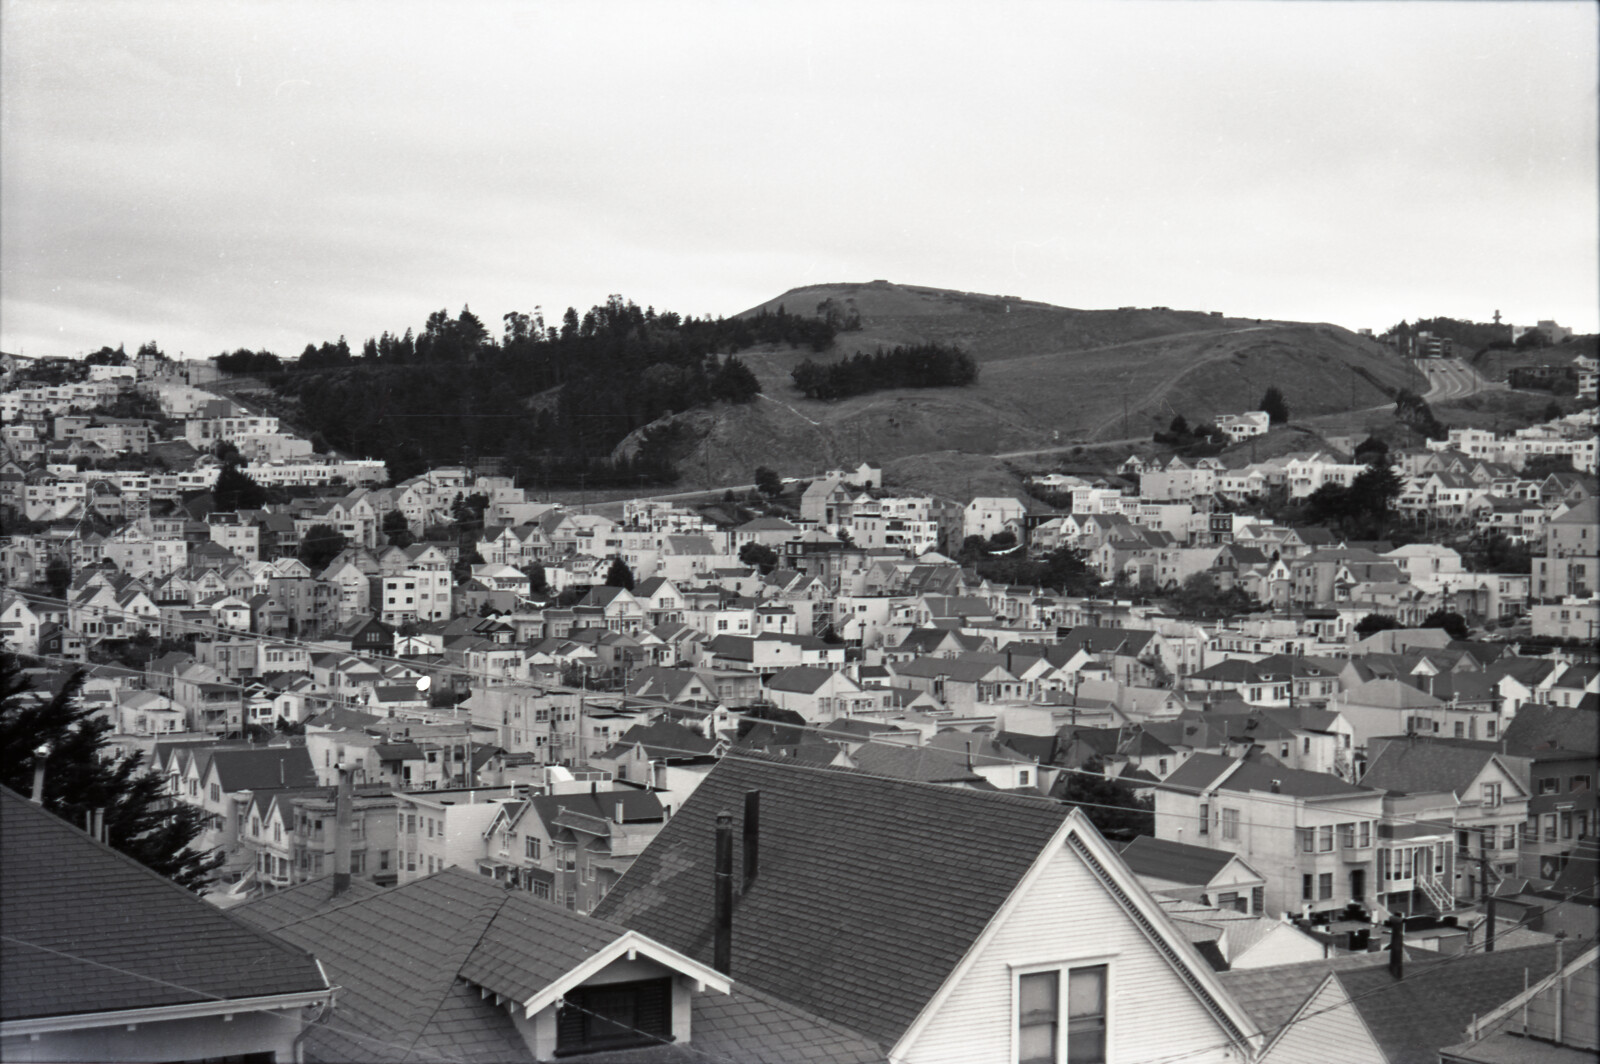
[556,978,672,1054]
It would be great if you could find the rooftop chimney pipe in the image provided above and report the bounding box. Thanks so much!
[30,743,51,804]
[743,790,760,892]
[714,811,734,975]
[333,763,353,895]
[1388,915,1404,980]
[614,800,625,825]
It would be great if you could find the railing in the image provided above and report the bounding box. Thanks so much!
[1418,875,1455,912]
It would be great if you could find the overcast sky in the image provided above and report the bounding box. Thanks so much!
[2,1,1595,359]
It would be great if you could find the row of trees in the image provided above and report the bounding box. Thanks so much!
[790,343,977,400]
[273,299,789,485]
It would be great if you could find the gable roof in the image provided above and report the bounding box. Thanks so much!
[208,746,319,792]
[1,787,328,1024]
[1119,836,1255,886]
[234,866,884,1063]
[1359,740,1517,797]
[593,755,1075,1044]
[1163,751,1376,799]
[1339,943,1565,1064]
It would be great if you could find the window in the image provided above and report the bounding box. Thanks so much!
[1319,826,1333,852]
[1561,812,1573,839]
[1019,770,1031,787]
[1221,808,1239,840]
[1482,783,1502,808]
[1251,886,1264,913]
[1502,826,1516,851]
[1359,821,1371,847]
[1318,873,1333,900]
[379,850,390,870]
[1300,828,1315,853]
[1571,775,1592,793]
[525,837,540,860]
[1017,965,1107,1064]
[1545,814,1558,841]
[556,978,672,1054]
[1339,822,1355,848]
[1538,777,1561,796]
[1198,803,1209,836]
[1302,874,1314,901]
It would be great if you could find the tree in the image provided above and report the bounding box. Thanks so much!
[1,655,223,890]
[1419,609,1470,641]
[1354,613,1402,638]
[297,524,347,572]
[212,462,267,511]
[1260,386,1290,424]
[1542,400,1563,422]
[1168,414,1189,436]
[44,555,71,598]
[710,356,761,403]
[382,509,414,548]
[604,558,635,591]
[739,541,780,574]
[754,466,783,497]
[1050,757,1153,842]
[1352,436,1389,462]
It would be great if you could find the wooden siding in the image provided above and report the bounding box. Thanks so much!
[898,838,1245,1064]
[1259,975,1385,1064]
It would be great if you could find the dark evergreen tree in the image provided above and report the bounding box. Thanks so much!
[1419,609,1470,641]
[738,542,780,574]
[1050,756,1153,842]
[44,556,71,598]
[0,656,223,890]
[754,466,783,497]
[1354,613,1402,638]
[1259,386,1290,424]
[212,463,267,511]
[604,558,635,591]
[297,524,347,572]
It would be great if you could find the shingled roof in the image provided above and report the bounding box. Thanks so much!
[593,754,1072,1045]
[1,787,328,1024]
[235,866,884,1063]
[1120,836,1252,886]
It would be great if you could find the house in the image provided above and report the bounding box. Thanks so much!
[1119,836,1269,913]
[232,865,880,1062]
[1155,750,1386,919]
[594,754,1262,1063]
[762,665,885,721]
[0,787,331,1062]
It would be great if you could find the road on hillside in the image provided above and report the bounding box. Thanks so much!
[990,355,1500,462]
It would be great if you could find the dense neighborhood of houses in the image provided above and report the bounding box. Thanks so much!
[2,350,1597,1063]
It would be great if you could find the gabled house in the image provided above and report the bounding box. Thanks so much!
[1,788,331,1063]
[594,755,1262,1063]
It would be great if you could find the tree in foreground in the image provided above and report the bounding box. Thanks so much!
[754,466,783,497]
[0,654,222,891]
[1419,609,1470,642]
[1354,613,1402,639]
[297,523,348,572]
[604,558,635,591]
[1051,756,1153,842]
[739,541,780,574]
[1259,386,1290,424]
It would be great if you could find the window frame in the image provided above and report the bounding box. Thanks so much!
[1011,956,1115,1064]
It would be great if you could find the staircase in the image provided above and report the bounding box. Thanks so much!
[1418,875,1455,913]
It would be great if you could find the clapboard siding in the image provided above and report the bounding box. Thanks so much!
[1259,976,1385,1064]
[898,839,1244,1064]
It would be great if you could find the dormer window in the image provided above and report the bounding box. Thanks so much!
[556,978,672,1053]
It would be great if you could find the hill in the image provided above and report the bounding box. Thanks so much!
[620,280,1416,489]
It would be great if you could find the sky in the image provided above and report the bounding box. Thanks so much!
[2,1,1596,360]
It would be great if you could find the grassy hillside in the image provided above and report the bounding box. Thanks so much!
[1469,335,1597,382]
[622,280,1418,493]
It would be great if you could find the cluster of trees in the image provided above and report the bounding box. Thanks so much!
[1164,572,1262,620]
[1152,414,1221,448]
[956,534,1102,596]
[1354,609,1470,641]
[214,349,284,375]
[1300,456,1403,540]
[790,342,977,401]
[271,298,807,486]
[2,655,221,890]
[1394,389,1447,440]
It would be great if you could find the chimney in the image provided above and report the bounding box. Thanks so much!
[743,790,760,892]
[714,811,734,975]
[1388,915,1404,980]
[333,763,352,895]
[30,743,52,804]
[613,799,625,825]
[92,808,105,843]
